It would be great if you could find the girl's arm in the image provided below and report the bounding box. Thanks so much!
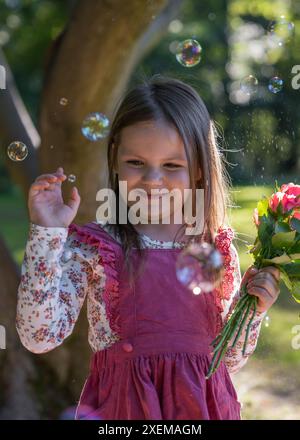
[16,222,96,353]
[221,243,267,374]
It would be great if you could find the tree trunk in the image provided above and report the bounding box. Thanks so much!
[39,0,182,224]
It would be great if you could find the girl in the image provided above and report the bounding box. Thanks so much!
[16,75,280,420]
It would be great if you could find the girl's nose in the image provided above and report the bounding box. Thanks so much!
[142,167,164,185]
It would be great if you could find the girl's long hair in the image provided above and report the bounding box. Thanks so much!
[105,75,234,286]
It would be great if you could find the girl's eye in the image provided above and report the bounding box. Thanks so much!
[126,160,143,166]
[126,161,181,168]
[164,163,181,168]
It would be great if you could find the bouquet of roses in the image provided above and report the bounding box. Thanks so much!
[206,181,300,379]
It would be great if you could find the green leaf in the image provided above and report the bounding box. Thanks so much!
[262,254,292,264]
[291,281,300,303]
[283,263,300,278]
[248,240,262,256]
[290,218,300,233]
[288,241,300,254]
[275,221,291,233]
[290,254,300,261]
[271,231,297,249]
[258,222,272,245]
[280,267,293,290]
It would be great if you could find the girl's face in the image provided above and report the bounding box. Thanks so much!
[114,120,201,222]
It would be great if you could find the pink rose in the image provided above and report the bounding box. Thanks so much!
[269,191,284,213]
[281,193,300,213]
[269,186,300,214]
[280,183,300,197]
[253,208,260,226]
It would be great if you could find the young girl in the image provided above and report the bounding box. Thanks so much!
[16,75,280,420]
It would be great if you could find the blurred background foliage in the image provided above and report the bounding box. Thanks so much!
[1,0,300,194]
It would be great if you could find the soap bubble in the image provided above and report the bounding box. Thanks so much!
[175,39,202,67]
[176,242,224,294]
[68,174,76,183]
[7,141,28,161]
[81,112,110,141]
[264,315,271,328]
[268,16,295,46]
[59,97,68,106]
[268,76,283,93]
[240,75,258,95]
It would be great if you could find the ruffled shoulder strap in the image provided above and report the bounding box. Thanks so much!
[213,226,236,333]
[68,222,121,336]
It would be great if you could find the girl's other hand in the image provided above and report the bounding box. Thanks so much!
[241,265,281,313]
[28,167,81,227]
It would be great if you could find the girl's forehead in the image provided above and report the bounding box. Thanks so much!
[118,120,187,158]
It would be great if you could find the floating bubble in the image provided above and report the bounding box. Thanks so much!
[60,97,68,106]
[168,19,183,33]
[264,315,271,328]
[193,286,202,295]
[240,75,258,95]
[49,145,54,149]
[68,174,76,183]
[268,76,283,93]
[268,16,295,46]
[176,242,224,294]
[175,39,202,67]
[81,112,110,141]
[7,141,28,161]
[61,250,73,263]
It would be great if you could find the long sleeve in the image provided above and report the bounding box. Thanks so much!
[222,243,267,374]
[16,222,96,354]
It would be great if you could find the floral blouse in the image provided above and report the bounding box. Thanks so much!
[16,221,267,374]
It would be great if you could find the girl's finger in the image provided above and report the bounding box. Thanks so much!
[247,286,273,300]
[31,180,51,189]
[249,272,278,285]
[259,267,281,282]
[66,187,80,211]
[247,281,276,299]
[247,276,276,290]
[35,173,66,182]
[241,266,259,288]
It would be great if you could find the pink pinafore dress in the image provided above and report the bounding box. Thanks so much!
[70,223,241,420]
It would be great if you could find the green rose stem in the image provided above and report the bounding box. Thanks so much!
[206,280,259,379]
[242,296,257,356]
[211,293,249,349]
[230,296,253,348]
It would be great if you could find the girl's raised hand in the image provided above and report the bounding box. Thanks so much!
[28,167,81,228]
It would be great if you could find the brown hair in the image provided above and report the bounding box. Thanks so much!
[106,74,234,286]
